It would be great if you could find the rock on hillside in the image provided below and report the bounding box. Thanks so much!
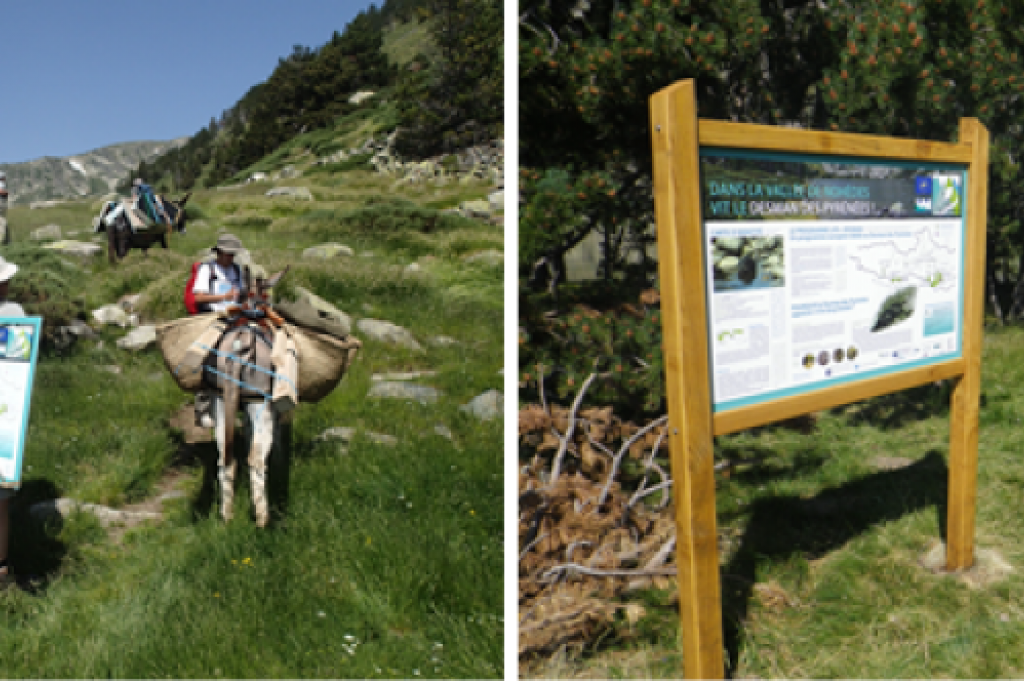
[0,138,189,205]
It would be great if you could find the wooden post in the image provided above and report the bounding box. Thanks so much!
[946,118,988,570]
[650,80,725,680]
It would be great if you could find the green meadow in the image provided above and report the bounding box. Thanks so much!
[527,324,1024,679]
[0,153,503,677]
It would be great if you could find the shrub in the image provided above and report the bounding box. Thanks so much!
[303,201,474,239]
[520,283,665,417]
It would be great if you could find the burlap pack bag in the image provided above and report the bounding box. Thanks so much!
[275,287,350,338]
[281,322,361,403]
[156,314,226,392]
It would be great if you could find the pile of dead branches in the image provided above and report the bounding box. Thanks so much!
[519,377,677,660]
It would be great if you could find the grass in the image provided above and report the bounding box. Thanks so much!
[524,323,1024,680]
[0,150,503,678]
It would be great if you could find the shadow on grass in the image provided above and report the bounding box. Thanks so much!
[10,478,68,593]
[715,444,829,491]
[834,382,954,430]
[721,449,948,677]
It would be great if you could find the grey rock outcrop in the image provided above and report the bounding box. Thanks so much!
[370,370,437,382]
[463,249,503,267]
[30,224,61,241]
[30,498,163,527]
[460,390,503,421]
[488,189,504,212]
[367,381,440,404]
[92,305,130,328]
[43,240,103,259]
[266,186,312,200]
[458,199,492,219]
[117,325,157,351]
[365,431,398,447]
[356,319,423,351]
[302,243,354,259]
[316,426,357,443]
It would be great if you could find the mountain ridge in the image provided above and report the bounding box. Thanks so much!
[0,137,189,205]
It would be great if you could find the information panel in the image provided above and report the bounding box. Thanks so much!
[0,317,42,488]
[700,151,966,412]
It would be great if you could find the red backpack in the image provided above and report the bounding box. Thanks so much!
[184,261,240,314]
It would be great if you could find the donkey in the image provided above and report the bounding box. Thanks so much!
[96,193,191,264]
[206,267,289,526]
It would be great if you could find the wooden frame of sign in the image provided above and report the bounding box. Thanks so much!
[649,79,988,679]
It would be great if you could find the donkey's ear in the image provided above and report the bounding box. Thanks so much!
[178,192,192,207]
[264,266,290,290]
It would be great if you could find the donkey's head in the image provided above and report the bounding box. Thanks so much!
[163,192,191,234]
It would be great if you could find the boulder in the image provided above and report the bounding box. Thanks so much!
[43,240,102,259]
[460,389,503,421]
[365,431,398,447]
[367,381,440,404]
[117,325,157,351]
[30,224,62,241]
[356,319,423,351]
[302,243,354,259]
[488,189,504,213]
[428,335,459,347]
[265,186,312,200]
[463,249,503,267]
[92,305,130,328]
[370,370,437,382]
[316,427,357,443]
[63,320,98,341]
[458,199,492,219]
[348,90,376,105]
[29,498,162,527]
[118,294,143,312]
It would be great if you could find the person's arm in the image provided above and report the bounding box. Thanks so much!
[192,265,237,305]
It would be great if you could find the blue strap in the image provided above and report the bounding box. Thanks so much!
[202,365,272,399]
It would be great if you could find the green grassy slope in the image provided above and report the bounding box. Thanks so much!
[0,133,503,677]
[525,324,1024,680]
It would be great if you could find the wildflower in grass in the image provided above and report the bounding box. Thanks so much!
[214,592,220,598]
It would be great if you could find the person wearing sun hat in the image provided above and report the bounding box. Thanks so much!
[192,233,245,314]
[191,235,246,429]
[0,255,24,588]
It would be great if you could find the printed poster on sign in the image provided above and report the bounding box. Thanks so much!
[700,151,965,412]
[0,317,42,489]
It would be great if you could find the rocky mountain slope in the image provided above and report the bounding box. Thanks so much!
[0,138,188,205]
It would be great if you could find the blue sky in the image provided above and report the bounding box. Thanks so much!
[0,1,377,163]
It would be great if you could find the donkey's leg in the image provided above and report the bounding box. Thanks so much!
[213,396,236,521]
[246,401,275,527]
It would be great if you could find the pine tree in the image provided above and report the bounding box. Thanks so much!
[395,0,502,157]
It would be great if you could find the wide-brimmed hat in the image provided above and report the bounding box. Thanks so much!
[213,233,244,254]
[0,256,18,283]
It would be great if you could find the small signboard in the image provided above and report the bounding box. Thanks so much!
[0,317,42,489]
[700,152,967,412]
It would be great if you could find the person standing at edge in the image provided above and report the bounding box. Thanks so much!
[0,170,10,244]
[0,255,26,588]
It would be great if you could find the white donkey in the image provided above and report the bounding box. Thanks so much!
[203,269,292,526]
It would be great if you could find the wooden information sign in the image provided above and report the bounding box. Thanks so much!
[649,79,987,679]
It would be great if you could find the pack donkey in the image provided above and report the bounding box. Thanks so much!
[95,193,191,264]
[204,267,291,526]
